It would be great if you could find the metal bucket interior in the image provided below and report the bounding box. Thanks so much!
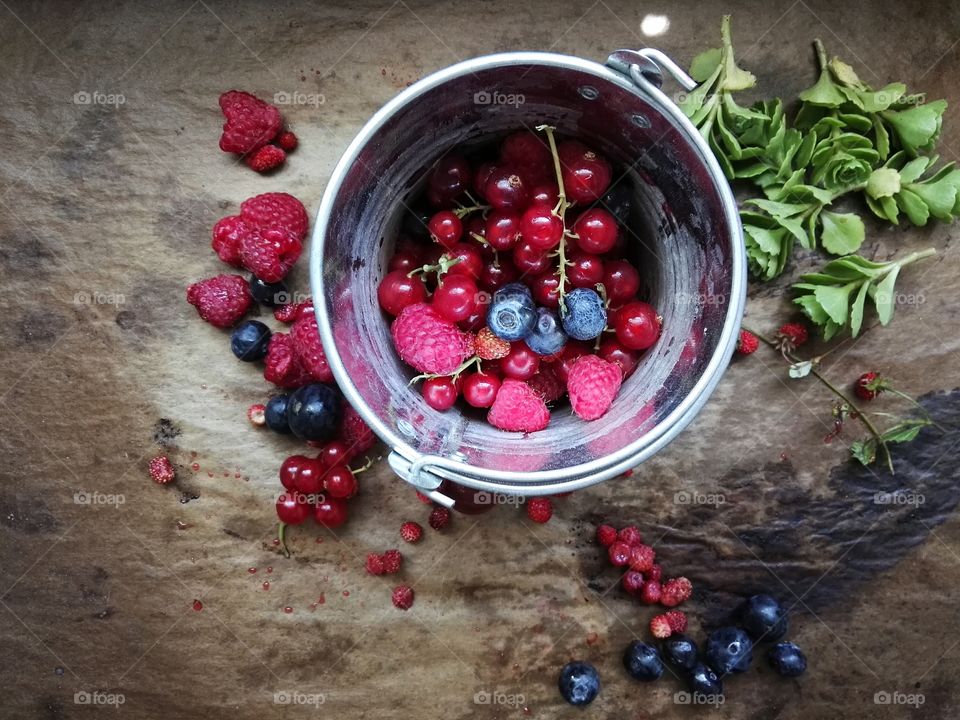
[312,52,743,492]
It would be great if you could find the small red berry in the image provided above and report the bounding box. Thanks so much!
[444,242,484,280]
[608,541,632,567]
[422,376,459,411]
[602,259,641,304]
[650,613,673,639]
[664,610,688,633]
[323,464,358,499]
[475,327,512,361]
[628,544,656,572]
[512,241,551,275]
[521,205,563,250]
[855,371,883,401]
[314,497,349,528]
[318,441,353,467]
[378,270,427,316]
[149,456,176,485]
[661,577,693,607]
[622,570,645,596]
[245,144,286,173]
[276,492,310,525]
[597,338,640,378]
[736,329,759,355]
[279,455,306,490]
[433,275,480,323]
[428,154,471,207]
[640,580,662,604]
[247,403,267,426]
[428,506,451,530]
[485,211,522,251]
[392,584,415,610]
[500,342,541,381]
[462,371,502,408]
[596,524,617,546]
[291,457,324,494]
[617,526,643,547]
[567,251,605,289]
[428,210,463,249]
[613,301,661,351]
[776,322,808,351]
[526,497,553,524]
[366,553,385,575]
[381,549,403,574]
[484,167,528,210]
[400,521,423,543]
[276,131,298,152]
[646,564,663,583]
[573,209,618,254]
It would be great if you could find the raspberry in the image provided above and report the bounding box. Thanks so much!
[650,614,673,639]
[239,226,303,283]
[855,371,885,401]
[622,570,645,596]
[628,544,656,572]
[640,580,662,604]
[646,564,663,583]
[400,521,423,543]
[391,303,474,375]
[661,577,693,607]
[186,274,252,328]
[274,299,313,324]
[608,541,632,567]
[567,355,622,421]
[617,526,642,547]
[391,584,414,610]
[337,404,376,454]
[526,364,566,404]
[776,322,808,352]
[736,329,759,355]
[263,332,313,388]
[475,327,511,360]
[211,215,251,267]
[664,610,687,633]
[526,497,553,524]
[276,131,299,152]
[218,90,283,155]
[596,524,617,547]
[381,549,402,574]
[428,506,451,530]
[149,456,175,484]
[245,144,286,173]
[366,553,385,575]
[487,379,550,432]
[240,192,309,240]
[247,403,266,426]
[290,314,333,383]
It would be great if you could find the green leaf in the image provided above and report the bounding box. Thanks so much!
[799,69,846,106]
[882,99,948,155]
[895,188,930,226]
[881,419,930,444]
[897,157,931,184]
[872,115,890,160]
[909,179,958,221]
[794,294,830,325]
[850,439,877,466]
[745,198,809,219]
[838,113,873,132]
[866,167,902,198]
[814,283,854,324]
[857,82,907,112]
[829,57,866,88]
[849,279,869,336]
[873,265,901,325]
[880,195,900,223]
[719,15,757,92]
[820,210,865,255]
[689,47,722,82]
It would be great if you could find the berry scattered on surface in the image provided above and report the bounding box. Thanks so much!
[661,577,693,607]
[381,549,402,574]
[628,544,656,573]
[187,274,252,328]
[218,90,282,155]
[608,541,632,567]
[622,570,645,596]
[663,610,688,634]
[662,634,699,670]
[239,226,303,283]
[314,497,349,528]
[264,332,313,389]
[738,594,788,641]
[776,322,808,351]
[211,215,251,266]
[391,584,415,610]
[650,614,674,639]
[240,192,309,239]
[400,521,423,543]
[264,394,292,433]
[245,144,286,173]
[558,661,600,706]
[767,642,807,677]
[276,130,298,152]
[149,456,176,485]
[428,505,451,531]
[323,464,358,499]
[596,524,617,546]
[290,313,334,383]
[248,275,290,307]
[705,626,753,676]
[276,491,310,525]
[640,580,662,605]
[231,320,272,361]
[623,641,664,681]
[854,371,884,401]
[688,661,723,697]
[247,403,266,426]
[617,526,642,546]
[526,497,553,523]
[366,553,385,575]
[286,383,341,442]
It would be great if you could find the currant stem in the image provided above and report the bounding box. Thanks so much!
[537,124,572,309]
[278,522,291,558]
[453,203,490,219]
[351,457,374,474]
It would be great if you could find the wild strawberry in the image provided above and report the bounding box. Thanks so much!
[276,131,298,152]
[526,497,553,523]
[239,226,303,283]
[381,549,402,574]
[400,522,423,543]
[149,456,175,484]
[736,329,759,355]
[664,610,687,633]
[391,303,474,375]
[661,577,693,607]
[628,544,656,572]
[608,541,632,567]
[240,192,309,239]
[428,506,451,530]
[211,215,251,267]
[776,322,808,352]
[855,371,886,401]
[640,580,662,604]
[646,564,663,583]
[567,355,622,421]
[392,584,415,610]
[526,364,566,404]
[186,274,252,328]
[475,327,511,360]
[247,403,266,426]
[337,404,376,454]
[622,570,645,596]
[617,526,642,547]
[245,144,286,173]
[650,613,673,639]
[487,379,550,432]
[366,553,385,575]
[263,332,313,388]
[218,90,282,155]
[596,524,617,547]
[290,314,333,383]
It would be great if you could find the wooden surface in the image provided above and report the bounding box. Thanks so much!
[1,1,959,718]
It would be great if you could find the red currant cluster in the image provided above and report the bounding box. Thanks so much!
[377,128,662,425]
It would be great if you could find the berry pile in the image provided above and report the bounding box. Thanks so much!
[218,90,299,173]
[377,128,661,432]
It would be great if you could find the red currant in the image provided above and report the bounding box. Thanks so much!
[444,242,483,279]
[485,210,522,251]
[500,342,540,380]
[614,301,661,350]
[598,337,640,378]
[484,167,529,210]
[573,208,618,254]
[459,310,486,332]
[378,270,427,316]
[567,251,605,288]
[314,497,349,528]
[473,162,497,200]
[279,455,307,490]
[521,205,563,250]
[512,241,551,275]
[318,441,353,467]
[529,183,559,207]
[462,371,502,408]
[388,249,420,273]
[480,259,518,292]
[500,131,552,169]
[324,464,358,499]
[465,215,486,242]
[603,259,641,304]
[433,275,480,323]
[422,376,459,410]
[428,210,462,249]
[558,142,611,202]
[427,154,471,207]
[530,271,565,308]
[276,492,310,524]
[292,457,324,494]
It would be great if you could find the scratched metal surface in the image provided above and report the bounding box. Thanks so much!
[0,1,958,718]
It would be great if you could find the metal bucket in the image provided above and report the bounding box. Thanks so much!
[311,49,745,506]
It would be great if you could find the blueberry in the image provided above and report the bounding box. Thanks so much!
[704,626,753,676]
[767,642,806,677]
[599,182,632,223]
[561,288,607,341]
[248,275,291,307]
[622,641,663,681]
[286,383,341,442]
[230,320,272,362]
[738,594,788,642]
[688,661,723,697]
[265,394,292,434]
[487,283,536,341]
[525,307,567,356]
[558,661,600,706]
[662,634,699,671]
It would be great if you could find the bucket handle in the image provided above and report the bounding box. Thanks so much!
[605,48,696,94]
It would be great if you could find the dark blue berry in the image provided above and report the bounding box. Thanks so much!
[662,634,699,671]
[623,641,663,681]
[248,275,291,307]
[705,626,753,676]
[688,661,723,697]
[525,307,567,356]
[598,183,632,223]
[286,383,341,442]
[558,661,600,706]
[265,394,292,434]
[738,594,788,641]
[230,320,272,361]
[767,642,806,677]
[487,283,536,341]
[561,287,607,340]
